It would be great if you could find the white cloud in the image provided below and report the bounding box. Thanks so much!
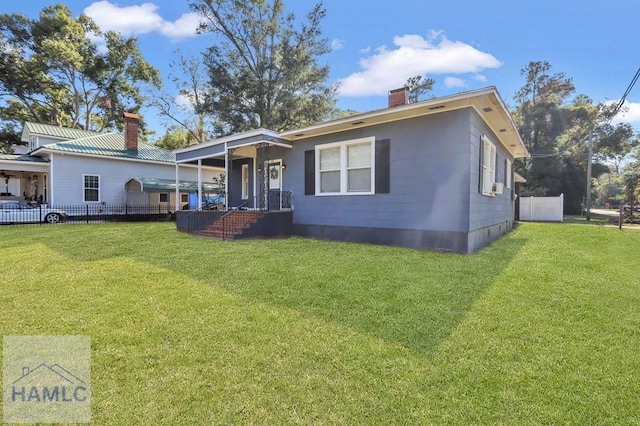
[83,1,199,39]
[339,31,501,97]
[174,93,194,112]
[444,77,466,88]
[160,13,202,39]
[359,46,371,54]
[612,101,640,126]
[473,74,488,83]
[331,38,345,51]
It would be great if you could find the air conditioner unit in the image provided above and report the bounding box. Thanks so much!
[492,182,504,194]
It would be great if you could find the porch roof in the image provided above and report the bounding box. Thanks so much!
[125,177,219,193]
[0,154,50,173]
[174,128,292,163]
[0,154,49,163]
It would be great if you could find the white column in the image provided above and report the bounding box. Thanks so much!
[197,159,202,211]
[174,163,180,212]
[225,144,229,210]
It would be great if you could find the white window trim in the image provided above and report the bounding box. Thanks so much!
[159,193,169,203]
[482,136,497,197]
[315,137,375,196]
[505,158,512,189]
[82,174,100,203]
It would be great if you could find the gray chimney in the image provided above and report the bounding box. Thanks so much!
[123,112,140,152]
[388,87,409,108]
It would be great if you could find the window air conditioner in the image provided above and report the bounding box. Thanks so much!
[492,182,504,194]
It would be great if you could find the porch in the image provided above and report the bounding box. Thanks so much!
[0,155,50,203]
[173,129,294,239]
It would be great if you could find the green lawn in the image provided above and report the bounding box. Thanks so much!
[1,222,639,424]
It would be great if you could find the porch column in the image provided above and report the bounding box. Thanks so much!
[226,147,235,209]
[258,143,270,210]
[197,159,202,211]
[174,163,180,212]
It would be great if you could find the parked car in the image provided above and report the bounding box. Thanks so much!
[0,200,68,224]
[202,194,226,210]
[622,205,640,212]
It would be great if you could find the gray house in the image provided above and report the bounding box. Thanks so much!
[175,86,529,253]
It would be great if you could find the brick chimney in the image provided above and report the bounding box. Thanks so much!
[388,87,409,108]
[123,112,139,152]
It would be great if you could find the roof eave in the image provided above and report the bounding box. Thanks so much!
[280,86,529,159]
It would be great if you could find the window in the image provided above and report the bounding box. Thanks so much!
[505,159,512,189]
[481,136,497,196]
[316,137,374,195]
[159,193,169,203]
[241,164,249,199]
[181,193,188,203]
[83,175,99,202]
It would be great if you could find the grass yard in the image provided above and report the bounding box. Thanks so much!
[1,221,639,424]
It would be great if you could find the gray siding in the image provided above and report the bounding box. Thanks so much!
[467,109,515,230]
[282,109,474,234]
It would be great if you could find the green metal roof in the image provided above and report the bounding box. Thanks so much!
[0,154,49,163]
[39,133,175,163]
[126,177,219,193]
[24,121,102,140]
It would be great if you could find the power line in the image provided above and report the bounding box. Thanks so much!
[610,67,640,119]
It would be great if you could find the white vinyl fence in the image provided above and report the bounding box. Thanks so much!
[519,194,564,222]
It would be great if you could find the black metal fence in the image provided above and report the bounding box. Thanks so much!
[0,203,175,226]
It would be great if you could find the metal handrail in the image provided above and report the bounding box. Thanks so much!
[184,190,293,238]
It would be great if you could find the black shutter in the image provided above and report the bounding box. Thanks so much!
[478,136,484,193]
[375,139,390,194]
[304,150,315,195]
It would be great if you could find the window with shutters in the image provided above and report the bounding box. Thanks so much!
[315,137,375,195]
[481,136,497,196]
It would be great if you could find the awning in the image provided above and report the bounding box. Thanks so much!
[125,177,219,193]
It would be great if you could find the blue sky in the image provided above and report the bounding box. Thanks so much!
[4,0,640,136]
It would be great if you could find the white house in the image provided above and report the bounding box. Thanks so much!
[0,114,223,209]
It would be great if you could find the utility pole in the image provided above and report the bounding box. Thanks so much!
[586,133,594,221]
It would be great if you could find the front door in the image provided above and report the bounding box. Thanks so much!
[268,160,282,210]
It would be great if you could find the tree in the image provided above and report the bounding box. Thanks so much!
[594,123,639,174]
[155,125,195,150]
[0,4,161,132]
[406,75,435,103]
[152,52,217,146]
[512,61,613,213]
[0,123,22,153]
[622,163,640,216]
[189,0,337,136]
[593,171,625,207]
